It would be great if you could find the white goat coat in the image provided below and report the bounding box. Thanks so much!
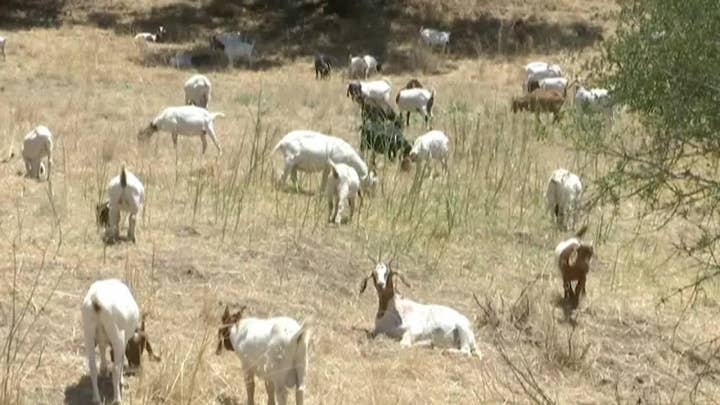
[410,130,449,162]
[214,33,254,67]
[396,88,433,115]
[184,74,212,108]
[22,125,53,179]
[326,161,361,224]
[375,294,477,355]
[229,317,309,404]
[575,86,612,110]
[105,168,144,242]
[274,130,375,190]
[349,56,366,78]
[539,77,569,93]
[81,279,141,404]
[355,79,392,110]
[147,106,224,153]
[545,168,583,229]
[524,61,563,92]
[419,27,450,48]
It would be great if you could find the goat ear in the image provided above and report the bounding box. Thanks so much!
[391,270,411,288]
[222,305,230,320]
[237,305,247,319]
[359,275,371,294]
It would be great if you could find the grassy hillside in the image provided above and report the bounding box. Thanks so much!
[2,1,719,404]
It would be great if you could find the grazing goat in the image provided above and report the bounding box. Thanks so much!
[273,130,377,193]
[419,27,450,52]
[314,53,334,79]
[0,36,6,59]
[96,165,145,244]
[555,225,594,307]
[82,278,160,404]
[539,77,569,97]
[360,107,412,170]
[22,125,53,180]
[133,26,166,43]
[523,61,562,93]
[545,168,583,230]
[217,305,310,405]
[409,130,449,177]
[138,105,225,154]
[348,54,382,79]
[326,159,363,224]
[511,89,565,123]
[395,87,435,127]
[574,84,613,112]
[184,74,212,109]
[347,79,394,116]
[210,32,255,68]
[359,260,479,356]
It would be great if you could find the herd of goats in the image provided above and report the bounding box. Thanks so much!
[0,26,605,405]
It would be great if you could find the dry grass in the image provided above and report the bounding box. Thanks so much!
[1,1,720,404]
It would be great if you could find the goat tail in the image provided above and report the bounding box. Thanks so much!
[210,112,225,121]
[120,164,127,188]
[428,88,436,116]
[575,224,588,239]
[91,295,103,313]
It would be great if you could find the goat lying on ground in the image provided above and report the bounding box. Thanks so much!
[360,259,479,356]
[216,305,310,405]
[555,225,594,307]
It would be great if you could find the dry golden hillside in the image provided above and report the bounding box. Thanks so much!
[1,1,719,404]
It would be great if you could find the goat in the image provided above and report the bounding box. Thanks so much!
[360,107,412,170]
[22,125,53,180]
[184,74,212,109]
[539,77,569,97]
[555,225,594,307]
[511,89,565,123]
[326,159,363,224]
[419,27,450,52]
[545,168,583,230]
[359,260,479,356]
[346,79,394,116]
[348,54,382,79]
[210,32,255,68]
[138,105,225,154]
[133,26,166,43]
[395,87,435,128]
[216,305,310,405]
[96,164,145,244]
[523,61,562,93]
[314,53,334,79]
[82,278,160,404]
[409,130,449,177]
[573,83,613,112]
[273,130,377,193]
[0,36,6,59]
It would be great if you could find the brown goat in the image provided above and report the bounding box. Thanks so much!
[555,225,593,307]
[511,88,565,123]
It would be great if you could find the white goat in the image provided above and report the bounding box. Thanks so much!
[326,159,362,224]
[523,61,563,93]
[82,278,160,404]
[346,79,393,112]
[409,130,449,177]
[539,77,569,96]
[138,105,225,154]
[217,305,310,405]
[96,165,144,244]
[360,260,479,357]
[0,36,6,59]
[419,27,450,52]
[22,125,53,180]
[574,85,612,112]
[273,130,377,193]
[348,54,382,79]
[395,87,435,127]
[184,74,212,109]
[210,32,254,68]
[545,168,583,230]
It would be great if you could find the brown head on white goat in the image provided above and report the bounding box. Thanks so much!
[216,304,247,355]
[359,258,410,319]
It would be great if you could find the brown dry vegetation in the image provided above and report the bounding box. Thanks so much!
[2,1,720,404]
